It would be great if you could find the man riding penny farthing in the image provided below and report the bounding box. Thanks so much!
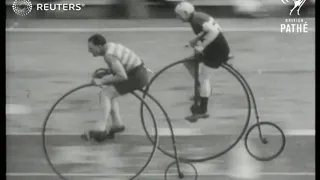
[141,2,286,171]
[174,1,231,122]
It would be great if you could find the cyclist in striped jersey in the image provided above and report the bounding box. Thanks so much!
[106,42,142,73]
[82,34,151,142]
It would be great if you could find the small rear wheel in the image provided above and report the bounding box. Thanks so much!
[244,122,286,161]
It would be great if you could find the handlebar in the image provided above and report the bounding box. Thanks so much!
[184,44,204,57]
[92,68,112,79]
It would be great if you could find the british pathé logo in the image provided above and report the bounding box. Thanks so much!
[280,18,308,33]
[281,0,307,16]
[280,0,309,33]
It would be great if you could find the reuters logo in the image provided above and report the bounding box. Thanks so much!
[12,0,33,16]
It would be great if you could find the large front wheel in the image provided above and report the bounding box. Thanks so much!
[140,59,252,162]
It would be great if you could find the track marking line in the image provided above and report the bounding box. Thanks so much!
[7,22,19,29]
[5,27,316,32]
[6,104,31,115]
[5,129,315,136]
[6,172,315,177]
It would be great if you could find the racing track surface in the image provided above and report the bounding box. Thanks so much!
[6,18,315,180]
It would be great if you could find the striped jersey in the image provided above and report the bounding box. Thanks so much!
[106,42,143,72]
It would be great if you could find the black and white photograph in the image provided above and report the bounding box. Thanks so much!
[6,0,315,180]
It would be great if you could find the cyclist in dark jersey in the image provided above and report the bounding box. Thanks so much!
[175,1,231,122]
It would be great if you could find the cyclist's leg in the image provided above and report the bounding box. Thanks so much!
[183,55,199,79]
[81,85,121,142]
[198,63,212,114]
[109,99,125,132]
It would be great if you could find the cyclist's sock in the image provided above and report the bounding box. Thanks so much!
[200,97,208,113]
[199,77,210,114]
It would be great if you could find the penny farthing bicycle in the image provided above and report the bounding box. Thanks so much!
[41,68,182,180]
[140,46,286,179]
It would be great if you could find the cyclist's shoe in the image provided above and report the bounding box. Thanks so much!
[108,125,125,136]
[185,113,209,123]
[81,130,114,142]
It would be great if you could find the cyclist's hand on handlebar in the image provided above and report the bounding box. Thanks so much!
[91,78,103,86]
[193,45,204,56]
[92,68,112,79]
[184,44,203,56]
[189,39,198,47]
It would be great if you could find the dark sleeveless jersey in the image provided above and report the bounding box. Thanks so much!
[189,12,221,41]
[188,12,230,68]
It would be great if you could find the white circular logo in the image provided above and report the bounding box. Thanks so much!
[12,0,33,16]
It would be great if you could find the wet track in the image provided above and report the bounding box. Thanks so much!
[6,19,315,180]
